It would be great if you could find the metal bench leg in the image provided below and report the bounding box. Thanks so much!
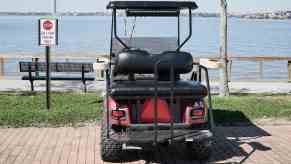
[28,64,34,92]
[83,80,87,93]
[81,65,87,93]
[30,80,34,92]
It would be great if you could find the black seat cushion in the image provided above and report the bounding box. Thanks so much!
[113,49,193,74]
[110,80,207,97]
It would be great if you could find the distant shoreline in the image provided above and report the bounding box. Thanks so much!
[0,11,291,20]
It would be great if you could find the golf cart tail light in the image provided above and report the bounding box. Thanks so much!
[110,107,131,127]
[184,105,206,125]
[112,110,126,120]
[191,109,204,117]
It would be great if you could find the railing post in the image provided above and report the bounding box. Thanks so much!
[0,57,4,79]
[259,61,263,80]
[96,58,105,81]
[288,61,291,82]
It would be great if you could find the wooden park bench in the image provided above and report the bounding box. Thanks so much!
[19,61,95,92]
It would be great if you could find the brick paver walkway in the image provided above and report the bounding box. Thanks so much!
[0,125,290,164]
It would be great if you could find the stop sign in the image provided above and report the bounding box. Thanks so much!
[43,20,53,30]
[39,18,58,46]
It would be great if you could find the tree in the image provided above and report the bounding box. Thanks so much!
[219,0,230,96]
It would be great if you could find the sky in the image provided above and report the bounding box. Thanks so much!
[0,0,290,13]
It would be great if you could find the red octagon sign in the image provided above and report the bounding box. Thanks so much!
[43,20,53,30]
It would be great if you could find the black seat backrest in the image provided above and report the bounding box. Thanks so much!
[113,49,193,75]
[19,62,94,73]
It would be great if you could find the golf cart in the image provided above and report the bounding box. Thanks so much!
[101,1,215,162]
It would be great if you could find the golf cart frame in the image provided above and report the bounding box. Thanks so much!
[102,1,214,161]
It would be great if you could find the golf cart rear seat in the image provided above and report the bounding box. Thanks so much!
[113,49,194,75]
[110,80,207,97]
[111,49,207,97]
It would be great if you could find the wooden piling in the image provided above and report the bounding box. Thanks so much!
[0,57,4,79]
[219,0,230,96]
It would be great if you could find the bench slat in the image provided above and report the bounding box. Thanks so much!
[22,76,95,81]
[19,62,94,72]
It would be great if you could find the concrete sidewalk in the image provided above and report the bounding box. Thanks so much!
[0,80,105,92]
[0,79,291,94]
[0,125,290,164]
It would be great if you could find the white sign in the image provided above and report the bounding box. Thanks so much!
[39,18,58,46]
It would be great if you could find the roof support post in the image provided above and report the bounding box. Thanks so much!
[113,9,129,49]
[176,8,192,51]
[219,0,230,96]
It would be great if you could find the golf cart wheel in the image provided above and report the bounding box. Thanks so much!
[100,122,138,162]
[187,139,212,160]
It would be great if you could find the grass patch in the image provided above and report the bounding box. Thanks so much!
[0,92,102,127]
[0,92,290,127]
[212,94,291,125]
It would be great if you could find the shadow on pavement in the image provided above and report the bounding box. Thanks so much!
[136,110,272,164]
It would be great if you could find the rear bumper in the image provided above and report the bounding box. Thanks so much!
[110,124,212,145]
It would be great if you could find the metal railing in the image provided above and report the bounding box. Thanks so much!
[194,55,291,82]
[0,54,291,82]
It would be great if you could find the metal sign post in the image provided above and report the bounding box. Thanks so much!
[45,46,51,110]
[39,18,58,111]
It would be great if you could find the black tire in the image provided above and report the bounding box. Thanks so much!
[187,139,212,160]
[100,122,139,162]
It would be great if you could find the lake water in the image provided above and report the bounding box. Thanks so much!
[0,16,291,80]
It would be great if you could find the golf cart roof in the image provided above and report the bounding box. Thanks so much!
[107,1,198,10]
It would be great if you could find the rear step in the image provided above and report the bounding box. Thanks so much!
[128,123,192,131]
[112,130,213,144]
